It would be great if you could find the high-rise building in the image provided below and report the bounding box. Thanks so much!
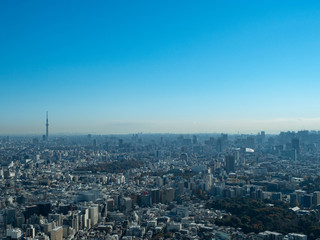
[247,136,255,148]
[81,208,89,229]
[6,208,16,226]
[107,198,114,211]
[313,191,320,206]
[303,194,313,208]
[161,188,175,204]
[292,138,300,154]
[51,226,63,240]
[89,205,99,226]
[37,202,52,217]
[48,213,62,226]
[217,138,223,152]
[151,189,160,204]
[290,193,298,206]
[26,225,35,238]
[192,135,198,144]
[123,197,132,213]
[140,194,151,207]
[225,155,235,173]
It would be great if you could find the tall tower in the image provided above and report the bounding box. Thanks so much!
[46,111,49,141]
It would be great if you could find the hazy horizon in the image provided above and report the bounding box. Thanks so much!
[1,117,320,136]
[1,1,320,134]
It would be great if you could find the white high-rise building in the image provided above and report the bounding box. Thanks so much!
[89,205,99,226]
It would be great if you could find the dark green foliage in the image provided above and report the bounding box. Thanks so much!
[207,198,320,240]
[299,176,320,193]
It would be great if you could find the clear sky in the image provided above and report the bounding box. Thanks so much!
[1,1,320,134]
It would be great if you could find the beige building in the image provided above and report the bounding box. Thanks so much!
[51,226,63,240]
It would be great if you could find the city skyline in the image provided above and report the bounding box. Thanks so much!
[1,1,320,134]
[2,113,320,135]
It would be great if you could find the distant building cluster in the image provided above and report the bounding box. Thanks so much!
[1,129,320,239]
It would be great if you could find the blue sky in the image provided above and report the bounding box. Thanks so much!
[1,1,320,134]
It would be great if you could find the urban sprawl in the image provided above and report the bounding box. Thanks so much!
[1,130,320,240]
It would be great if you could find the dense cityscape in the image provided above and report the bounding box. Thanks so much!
[2,125,320,240]
[2,1,320,240]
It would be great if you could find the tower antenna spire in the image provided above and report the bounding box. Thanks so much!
[46,111,49,141]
